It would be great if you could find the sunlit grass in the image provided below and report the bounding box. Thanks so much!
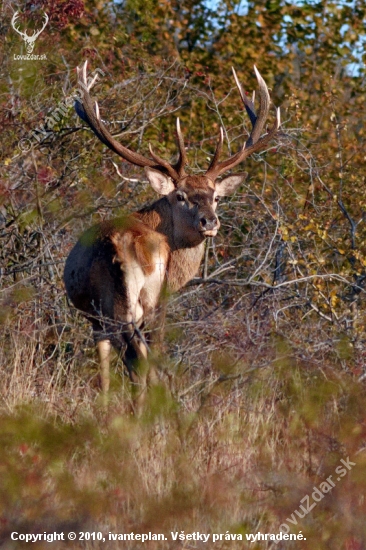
[1,306,366,549]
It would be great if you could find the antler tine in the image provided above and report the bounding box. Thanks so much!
[81,60,88,89]
[75,61,180,181]
[206,66,280,181]
[80,60,100,93]
[148,144,179,180]
[232,67,257,128]
[75,62,110,148]
[172,118,188,178]
[206,127,224,176]
[232,66,270,145]
[250,65,270,144]
[147,118,187,180]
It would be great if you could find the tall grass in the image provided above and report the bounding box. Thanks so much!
[0,284,365,549]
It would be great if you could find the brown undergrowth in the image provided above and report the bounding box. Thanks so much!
[0,279,366,549]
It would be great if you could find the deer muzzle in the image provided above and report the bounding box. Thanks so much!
[198,215,220,237]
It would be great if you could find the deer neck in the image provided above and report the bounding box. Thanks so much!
[135,197,203,250]
[135,198,171,239]
[135,198,205,292]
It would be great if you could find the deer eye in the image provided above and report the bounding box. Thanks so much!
[215,196,220,202]
[176,193,185,202]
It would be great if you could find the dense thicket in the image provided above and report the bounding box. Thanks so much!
[0,1,366,548]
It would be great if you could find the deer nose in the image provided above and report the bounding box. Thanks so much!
[199,216,219,232]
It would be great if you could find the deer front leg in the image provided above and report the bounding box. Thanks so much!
[97,339,111,393]
[123,334,150,416]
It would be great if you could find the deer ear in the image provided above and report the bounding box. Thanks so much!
[215,172,248,196]
[145,167,176,195]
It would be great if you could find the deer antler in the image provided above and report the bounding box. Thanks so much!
[205,66,280,181]
[30,12,49,41]
[75,63,279,184]
[75,61,187,182]
[11,12,27,39]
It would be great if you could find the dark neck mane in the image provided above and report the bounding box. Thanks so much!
[134,198,205,292]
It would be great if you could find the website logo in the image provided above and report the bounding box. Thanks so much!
[11,11,48,55]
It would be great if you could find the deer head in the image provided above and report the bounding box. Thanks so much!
[75,62,280,248]
[11,11,48,54]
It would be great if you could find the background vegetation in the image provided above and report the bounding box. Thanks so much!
[0,0,366,547]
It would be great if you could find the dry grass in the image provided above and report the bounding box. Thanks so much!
[1,277,366,550]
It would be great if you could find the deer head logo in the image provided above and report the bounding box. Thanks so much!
[11,11,48,54]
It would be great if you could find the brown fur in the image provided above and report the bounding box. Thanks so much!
[110,217,169,277]
[65,170,245,419]
[64,183,212,414]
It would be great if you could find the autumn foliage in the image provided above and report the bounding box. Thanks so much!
[0,0,366,548]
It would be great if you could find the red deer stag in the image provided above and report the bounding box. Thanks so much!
[64,62,280,413]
